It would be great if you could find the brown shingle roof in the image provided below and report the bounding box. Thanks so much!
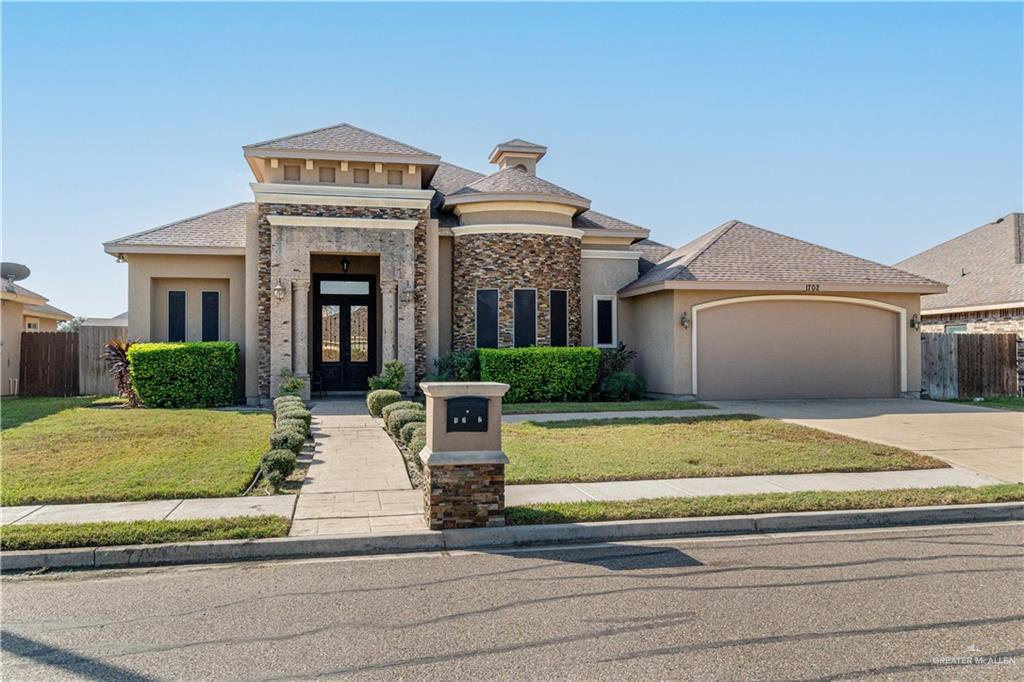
[574,210,647,234]
[895,213,1024,310]
[447,167,590,206]
[24,303,73,320]
[621,220,944,293]
[244,123,437,157]
[105,202,251,250]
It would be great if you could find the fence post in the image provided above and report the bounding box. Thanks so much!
[419,382,510,530]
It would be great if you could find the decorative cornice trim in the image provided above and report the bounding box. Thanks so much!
[444,192,590,212]
[266,215,418,230]
[450,224,584,239]
[251,182,433,209]
[582,249,641,260]
[243,147,440,166]
[690,294,908,394]
[619,280,947,298]
[453,201,578,217]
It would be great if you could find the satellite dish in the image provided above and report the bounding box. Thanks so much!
[1,263,30,282]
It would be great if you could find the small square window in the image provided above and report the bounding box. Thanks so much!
[944,324,968,334]
[387,169,403,186]
[319,166,336,183]
[283,165,301,181]
[353,168,370,184]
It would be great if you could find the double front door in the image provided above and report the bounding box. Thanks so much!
[313,276,376,392]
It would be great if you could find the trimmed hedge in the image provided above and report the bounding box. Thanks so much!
[127,342,238,408]
[261,449,297,488]
[270,427,305,454]
[408,428,427,461]
[479,347,601,403]
[601,371,646,401]
[276,417,307,437]
[367,389,402,417]
[276,406,311,429]
[273,395,304,411]
[399,420,424,446]
[386,408,424,437]
[381,400,423,421]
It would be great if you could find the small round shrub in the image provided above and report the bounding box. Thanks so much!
[274,395,304,411]
[380,400,423,421]
[276,417,307,436]
[399,420,425,445]
[386,408,425,437]
[600,371,647,401]
[367,389,402,417]
[408,429,427,462]
[276,407,312,428]
[270,426,305,453]
[261,449,297,480]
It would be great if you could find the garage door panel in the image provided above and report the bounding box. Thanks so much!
[696,300,899,399]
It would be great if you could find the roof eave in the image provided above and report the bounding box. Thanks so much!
[921,300,1024,315]
[103,244,246,257]
[618,279,948,298]
[443,192,591,213]
[0,290,48,306]
[243,146,441,167]
[25,305,74,321]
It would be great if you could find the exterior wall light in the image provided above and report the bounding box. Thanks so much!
[680,312,690,329]
[341,257,350,273]
[273,279,286,301]
[910,313,920,330]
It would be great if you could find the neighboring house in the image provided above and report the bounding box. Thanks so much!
[1,280,74,396]
[103,123,944,402]
[81,311,128,327]
[895,213,1024,336]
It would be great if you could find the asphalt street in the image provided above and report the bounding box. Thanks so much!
[2,522,1023,681]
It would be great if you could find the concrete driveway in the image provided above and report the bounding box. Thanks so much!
[707,399,1023,483]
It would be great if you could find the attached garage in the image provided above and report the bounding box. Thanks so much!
[693,296,903,399]
[618,220,947,400]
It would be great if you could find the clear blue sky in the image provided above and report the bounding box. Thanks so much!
[3,2,1021,317]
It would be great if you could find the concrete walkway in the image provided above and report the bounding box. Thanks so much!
[289,398,425,536]
[1,495,296,527]
[506,467,1003,506]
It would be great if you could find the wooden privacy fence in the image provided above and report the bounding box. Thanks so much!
[19,332,79,397]
[79,325,129,396]
[921,333,1019,400]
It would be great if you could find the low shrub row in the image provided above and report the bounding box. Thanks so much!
[127,342,239,408]
[429,343,646,403]
[261,395,310,489]
[367,389,402,417]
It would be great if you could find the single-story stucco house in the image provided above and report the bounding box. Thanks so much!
[895,212,1023,336]
[103,123,945,403]
[1,280,74,396]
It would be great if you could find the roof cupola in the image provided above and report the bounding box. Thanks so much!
[488,138,547,176]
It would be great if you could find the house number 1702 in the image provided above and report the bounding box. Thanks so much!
[804,284,820,291]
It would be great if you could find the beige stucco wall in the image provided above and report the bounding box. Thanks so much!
[263,161,421,189]
[1,300,24,396]
[626,288,923,397]
[35,318,59,332]
[581,256,641,347]
[125,253,246,376]
[458,208,572,228]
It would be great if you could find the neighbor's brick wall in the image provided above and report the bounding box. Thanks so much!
[423,463,505,529]
[257,203,428,398]
[451,233,581,350]
[920,308,1024,336]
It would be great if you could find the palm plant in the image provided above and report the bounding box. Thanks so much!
[104,338,139,407]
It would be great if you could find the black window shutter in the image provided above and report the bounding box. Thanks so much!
[549,291,568,346]
[596,299,614,345]
[202,291,219,342]
[168,291,186,342]
[513,290,536,347]
[475,290,499,348]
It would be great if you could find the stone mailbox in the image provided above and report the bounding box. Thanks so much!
[419,382,510,530]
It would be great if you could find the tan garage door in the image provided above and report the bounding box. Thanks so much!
[695,298,900,399]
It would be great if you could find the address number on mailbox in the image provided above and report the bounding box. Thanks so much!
[447,396,488,432]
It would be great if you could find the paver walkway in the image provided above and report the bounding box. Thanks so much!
[505,467,1003,506]
[1,495,296,527]
[289,398,425,536]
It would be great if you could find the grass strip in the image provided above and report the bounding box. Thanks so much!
[505,484,1024,525]
[943,396,1024,412]
[503,400,712,415]
[1,515,290,551]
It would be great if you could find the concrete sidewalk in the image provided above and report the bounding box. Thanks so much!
[505,467,1002,505]
[1,495,297,527]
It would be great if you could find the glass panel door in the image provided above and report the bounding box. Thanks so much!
[349,305,369,362]
[321,305,341,362]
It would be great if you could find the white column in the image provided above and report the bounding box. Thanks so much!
[381,280,398,362]
[292,279,310,378]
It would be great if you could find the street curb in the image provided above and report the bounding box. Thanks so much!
[3,502,1022,572]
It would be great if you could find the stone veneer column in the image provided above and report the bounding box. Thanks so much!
[292,279,310,399]
[381,280,398,362]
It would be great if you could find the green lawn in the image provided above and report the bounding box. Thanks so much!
[503,400,712,415]
[1,397,273,506]
[503,415,944,485]
[1,515,290,551]
[944,396,1024,412]
[506,484,1024,525]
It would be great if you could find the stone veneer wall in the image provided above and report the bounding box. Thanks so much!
[257,203,428,398]
[920,308,1024,336]
[423,463,505,529]
[451,233,582,350]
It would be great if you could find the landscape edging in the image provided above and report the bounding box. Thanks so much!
[2,502,1022,572]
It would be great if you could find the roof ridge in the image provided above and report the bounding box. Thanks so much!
[679,220,740,269]
[895,212,1022,266]
[104,202,252,245]
[244,122,436,156]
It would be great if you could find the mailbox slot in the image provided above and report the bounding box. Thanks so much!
[446,396,489,433]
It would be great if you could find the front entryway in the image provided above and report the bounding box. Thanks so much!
[313,275,376,392]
